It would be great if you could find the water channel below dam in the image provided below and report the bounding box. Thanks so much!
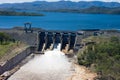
[8,44,74,80]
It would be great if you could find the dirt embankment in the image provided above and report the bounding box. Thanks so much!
[0,43,28,64]
[67,64,97,80]
[0,42,29,80]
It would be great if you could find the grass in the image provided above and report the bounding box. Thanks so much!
[0,42,18,58]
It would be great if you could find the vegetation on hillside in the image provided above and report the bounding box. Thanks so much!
[0,32,28,59]
[0,11,44,16]
[48,6,120,14]
[0,32,13,45]
[77,36,120,80]
[1,1,120,15]
[0,32,15,57]
[0,43,16,58]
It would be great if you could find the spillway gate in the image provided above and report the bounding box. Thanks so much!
[37,31,77,53]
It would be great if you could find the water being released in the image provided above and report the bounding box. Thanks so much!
[8,43,72,80]
[54,43,61,51]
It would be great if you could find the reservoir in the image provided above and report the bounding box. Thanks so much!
[0,12,120,30]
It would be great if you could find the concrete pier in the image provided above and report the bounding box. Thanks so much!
[38,32,46,51]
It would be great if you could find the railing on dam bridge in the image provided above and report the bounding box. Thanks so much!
[37,30,77,53]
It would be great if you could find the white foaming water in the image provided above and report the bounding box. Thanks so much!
[8,43,72,80]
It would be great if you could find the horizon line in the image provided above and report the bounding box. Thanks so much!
[0,0,120,4]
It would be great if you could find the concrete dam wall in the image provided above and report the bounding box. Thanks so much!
[37,31,77,53]
[0,46,35,75]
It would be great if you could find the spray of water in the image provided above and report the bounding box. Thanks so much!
[8,44,72,80]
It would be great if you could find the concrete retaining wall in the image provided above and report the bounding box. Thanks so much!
[0,46,35,75]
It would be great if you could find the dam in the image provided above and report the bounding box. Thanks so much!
[0,27,103,80]
[37,31,77,53]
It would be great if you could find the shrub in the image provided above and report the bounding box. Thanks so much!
[77,36,120,79]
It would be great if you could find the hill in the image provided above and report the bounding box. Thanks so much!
[0,1,120,10]
[50,6,120,14]
[0,1,120,14]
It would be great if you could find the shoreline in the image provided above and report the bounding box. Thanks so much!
[0,27,120,31]
[0,11,44,16]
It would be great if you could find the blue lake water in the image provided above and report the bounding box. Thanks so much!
[0,12,120,31]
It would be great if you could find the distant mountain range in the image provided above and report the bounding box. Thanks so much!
[0,1,120,14]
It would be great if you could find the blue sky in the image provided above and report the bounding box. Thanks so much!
[0,0,120,4]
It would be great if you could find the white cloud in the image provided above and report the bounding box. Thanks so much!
[0,0,36,3]
[71,0,120,2]
[0,0,120,4]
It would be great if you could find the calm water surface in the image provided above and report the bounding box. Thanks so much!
[0,12,120,31]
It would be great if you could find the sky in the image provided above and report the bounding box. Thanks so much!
[0,0,120,4]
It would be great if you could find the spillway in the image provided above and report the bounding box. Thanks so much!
[37,31,77,53]
[8,43,73,80]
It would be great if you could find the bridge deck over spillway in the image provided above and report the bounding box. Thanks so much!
[37,30,77,53]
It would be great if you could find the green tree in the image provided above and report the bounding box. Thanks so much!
[0,32,11,44]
